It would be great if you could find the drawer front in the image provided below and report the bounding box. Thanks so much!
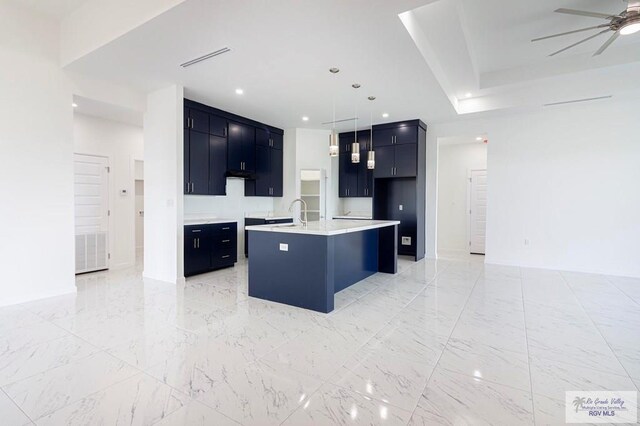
[210,222,237,235]
[184,225,209,236]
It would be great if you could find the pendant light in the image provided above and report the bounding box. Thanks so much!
[367,96,376,170]
[351,84,361,163]
[328,68,340,157]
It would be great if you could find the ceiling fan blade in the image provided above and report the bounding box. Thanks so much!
[549,29,610,56]
[593,31,620,56]
[555,8,616,19]
[531,24,609,42]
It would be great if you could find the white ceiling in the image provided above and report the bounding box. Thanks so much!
[73,95,144,126]
[59,0,640,128]
[9,0,86,19]
[404,0,640,115]
[63,0,453,130]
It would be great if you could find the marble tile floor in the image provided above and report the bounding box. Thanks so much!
[1,254,639,425]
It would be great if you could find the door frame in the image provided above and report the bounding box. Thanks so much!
[467,168,487,255]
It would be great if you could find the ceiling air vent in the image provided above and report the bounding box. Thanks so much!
[321,117,359,125]
[180,47,231,68]
[544,95,612,107]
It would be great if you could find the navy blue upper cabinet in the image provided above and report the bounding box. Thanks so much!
[184,107,209,133]
[188,130,210,195]
[209,135,227,195]
[228,122,255,172]
[372,124,419,178]
[184,99,284,197]
[271,133,283,150]
[245,141,283,197]
[209,114,227,138]
[338,131,373,198]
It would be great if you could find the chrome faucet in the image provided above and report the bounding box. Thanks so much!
[288,198,308,228]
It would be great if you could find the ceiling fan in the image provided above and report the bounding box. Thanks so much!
[532,0,640,56]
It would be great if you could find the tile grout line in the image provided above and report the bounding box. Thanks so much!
[520,268,537,426]
[559,271,638,384]
[276,259,442,425]
[405,261,482,423]
[0,386,35,425]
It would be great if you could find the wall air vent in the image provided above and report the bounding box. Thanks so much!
[544,95,612,107]
[180,47,231,68]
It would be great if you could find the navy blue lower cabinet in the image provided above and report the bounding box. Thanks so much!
[184,223,237,277]
[247,225,397,313]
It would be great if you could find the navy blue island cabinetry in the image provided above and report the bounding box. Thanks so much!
[246,220,399,313]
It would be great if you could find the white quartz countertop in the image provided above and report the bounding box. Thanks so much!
[184,217,237,226]
[245,219,400,236]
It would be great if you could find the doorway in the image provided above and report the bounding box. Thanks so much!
[74,153,109,274]
[134,160,144,263]
[436,136,488,259]
[469,169,487,255]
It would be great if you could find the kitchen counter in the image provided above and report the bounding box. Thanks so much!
[246,219,399,236]
[184,217,237,226]
[247,220,398,313]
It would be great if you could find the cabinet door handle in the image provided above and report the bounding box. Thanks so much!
[191,229,201,233]
[193,239,196,249]
[223,127,227,137]
[221,255,230,259]
[222,239,230,243]
[191,182,194,192]
[222,227,230,230]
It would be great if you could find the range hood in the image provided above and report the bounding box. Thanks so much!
[225,170,256,180]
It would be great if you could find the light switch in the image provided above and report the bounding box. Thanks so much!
[279,243,289,252]
[399,204,403,211]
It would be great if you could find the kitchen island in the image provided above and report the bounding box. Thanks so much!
[246,220,399,313]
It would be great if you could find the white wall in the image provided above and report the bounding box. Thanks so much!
[0,3,75,306]
[436,142,487,252]
[143,85,184,283]
[73,113,143,269]
[428,97,640,277]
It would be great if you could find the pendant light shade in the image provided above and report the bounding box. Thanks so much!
[351,83,361,164]
[351,142,360,163]
[329,132,339,157]
[367,150,375,169]
[367,96,376,170]
[329,67,340,157]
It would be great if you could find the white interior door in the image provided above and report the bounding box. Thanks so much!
[469,169,487,254]
[74,154,109,273]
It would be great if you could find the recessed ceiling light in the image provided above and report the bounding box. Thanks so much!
[382,113,389,118]
[72,103,78,108]
[476,137,482,141]
[302,116,309,121]
[235,88,244,95]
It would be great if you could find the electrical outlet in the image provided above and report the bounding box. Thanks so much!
[279,243,288,252]
[401,236,411,246]
[399,204,403,211]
